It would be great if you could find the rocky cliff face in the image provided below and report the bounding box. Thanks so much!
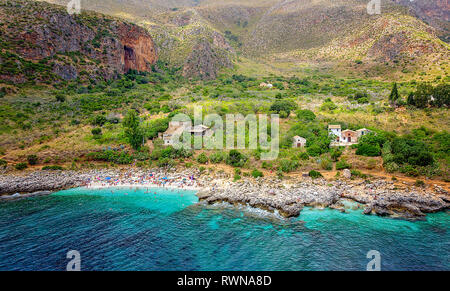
[146,9,235,80]
[182,39,233,80]
[0,0,157,84]
[117,23,157,73]
[394,0,449,42]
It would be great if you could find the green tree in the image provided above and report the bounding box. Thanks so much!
[389,83,400,107]
[414,83,433,108]
[296,109,316,121]
[432,83,450,107]
[270,100,298,116]
[407,92,415,106]
[123,110,144,150]
[226,150,247,167]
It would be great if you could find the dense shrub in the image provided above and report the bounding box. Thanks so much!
[15,162,28,170]
[296,109,316,121]
[279,159,299,173]
[309,170,323,179]
[270,100,298,116]
[355,133,386,157]
[150,146,192,161]
[349,92,370,104]
[431,83,450,107]
[261,161,273,169]
[350,170,368,179]
[210,152,225,163]
[336,160,351,170]
[251,169,263,178]
[55,93,66,102]
[146,118,169,139]
[297,152,309,160]
[27,154,38,165]
[391,138,434,167]
[144,101,161,113]
[306,144,324,157]
[0,159,7,168]
[357,97,369,104]
[157,157,175,168]
[399,164,420,177]
[91,115,107,126]
[226,150,247,167]
[319,98,337,111]
[320,158,332,170]
[356,143,381,157]
[415,180,425,187]
[330,148,343,161]
[196,153,209,164]
[384,162,399,173]
[0,87,6,98]
[91,128,102,137]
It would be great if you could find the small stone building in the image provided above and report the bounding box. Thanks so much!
[259,82,273,88]
[160,122,212,146]
[341,129,358,143]
[328,125,342,142]
[292,136,306,148]
[356,128,371,138]
[159,121,191,146]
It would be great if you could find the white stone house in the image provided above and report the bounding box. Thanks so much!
[292,136,306,148]
[328,125,342,142]
[341,129,358,144]
[356,128,371,138]
[188,125,211,137]
[329,126,372,147]
[160,122,213,146]
[159,121,191,146]
[259,82,273,89]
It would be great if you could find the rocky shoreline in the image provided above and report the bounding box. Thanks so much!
[1,168,449,220]
[198,177,450,220]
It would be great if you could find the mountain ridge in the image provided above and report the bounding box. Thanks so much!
[39,0,449,80]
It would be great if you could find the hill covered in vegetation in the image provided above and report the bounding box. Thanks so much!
[0,0,448,187]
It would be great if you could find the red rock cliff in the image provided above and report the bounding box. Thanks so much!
[117,23,157,73]
[0,0,157,84]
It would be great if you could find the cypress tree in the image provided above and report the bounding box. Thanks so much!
[389,82,400,106]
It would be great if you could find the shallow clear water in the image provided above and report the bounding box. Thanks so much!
[0,187,448,270]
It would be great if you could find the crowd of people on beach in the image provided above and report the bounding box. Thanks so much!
[84,171,202,190]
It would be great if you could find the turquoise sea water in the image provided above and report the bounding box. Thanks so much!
[0,187,448,270]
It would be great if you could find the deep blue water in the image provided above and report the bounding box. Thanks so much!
[0,187,448,271]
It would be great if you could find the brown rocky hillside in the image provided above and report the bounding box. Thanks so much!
[0,0,157,85]
[40,0,449,80]
[393,0,449,42]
